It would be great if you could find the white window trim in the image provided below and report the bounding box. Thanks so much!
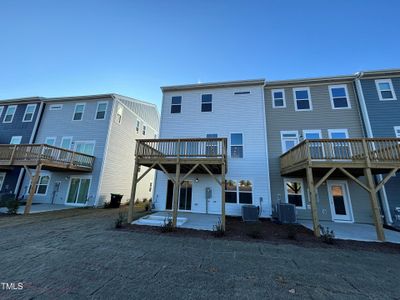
[229,132,244,159]
[0,106,4,119]
[64,175,92,206]
[95,101,108,120]
[303,129,322,140]
[22,104,37,122]
[271,89,286,108]
[171,96,182,114]
[74,140,96,156]
[45,137,57,146]
[284,178,306,209]
[3,105,17,123]
[72,103,86,121]
[280,131,299,153]
[394,126,400,138]
[49,104,63,111]
[0,172,6,191]
[329,85,351,109]
[60,136,73,149]
[10,136,22,144]
[375,79,397,101]
[327,180,355,223]
[28,173,51,196]
[293,87,313,111]
[328,129,349,139]
[201,94,213,113]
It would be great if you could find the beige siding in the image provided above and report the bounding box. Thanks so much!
[265,82,374,223]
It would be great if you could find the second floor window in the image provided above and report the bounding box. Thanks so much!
[293,88,312,111]
[395,126,400,138]
[375,79,397,101]
[272,89,286,108]
[10,136,22,144]
[201,94,212,112]
[171,96,182,113]
[73,104,85,121]
[95,102,107,120]
[230,133,243,158]
[281,131,299,153]
[136,120,140,134]
[329,85,350,109]
[3,105,17,123]
[142,125,146,135]
[23,104,37,122]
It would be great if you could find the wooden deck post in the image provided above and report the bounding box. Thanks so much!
[127,159,140,223]
[221,162,226,231]
[24,164,42,215]
[306,167,320,237]
[364,167,385,241]
[172,163,181,227]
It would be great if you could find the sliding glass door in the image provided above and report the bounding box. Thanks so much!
[66,177,91,205]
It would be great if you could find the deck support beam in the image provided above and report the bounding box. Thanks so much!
[221,162,226,231]
[24,164,42,215]
[375,168,399,193]
[315,167,336,189]
[128,159,140,223]
[172,163,181,227]
[364,167,385,241]
[338,167,370,192]
[306,167,320,237]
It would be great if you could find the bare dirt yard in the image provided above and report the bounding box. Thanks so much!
[1,206,399,299]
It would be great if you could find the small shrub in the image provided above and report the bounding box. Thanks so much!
[319,225,335,244]
[115,212,126,229]
[160,216,175,233]
[287,224,297,240]
[135,198,140,204]
[0,194,18,214]
[212,218,225,237]
[142,198,148,203]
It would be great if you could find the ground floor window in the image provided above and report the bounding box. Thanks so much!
[284,178,305,209]
[29,175,50,195]
[224,179,253,204]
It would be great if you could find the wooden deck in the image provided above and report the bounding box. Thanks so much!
[281,138,400,177]
[0,144,95,172]
[136,138,227,174]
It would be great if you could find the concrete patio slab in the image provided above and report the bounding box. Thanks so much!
[300,220,400,244]
[133,211,221,231]
[0,203,76,214]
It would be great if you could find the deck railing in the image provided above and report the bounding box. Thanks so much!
[0,144,95,169]
[281,138,400,171]
[136,138,227,160]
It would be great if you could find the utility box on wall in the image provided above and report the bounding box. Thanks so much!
[205,187,212,199]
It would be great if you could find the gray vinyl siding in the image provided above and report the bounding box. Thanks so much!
[360,76,400,220]
[18,98,112,205]
[265,82,374,223]
[98,99,158,206]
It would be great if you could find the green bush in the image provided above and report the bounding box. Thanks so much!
[319,225,335,244]
[212,218,225,237]
[0,194,19,214]
[161,216,175,233]
[115,212,126,229]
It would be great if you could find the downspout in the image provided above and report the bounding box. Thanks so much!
[15,101,45,199]
[354,73,393,224]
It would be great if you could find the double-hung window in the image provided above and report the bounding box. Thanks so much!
[328,129,350,159]
[95,102,107,120]
[206,134,218,156]
[136,120,140,134]
[23,104,37,122]
[281,131,299,153]
[75,141,95,156]
[375,79,397,101]
[142,125,146,135]
[224,180,253,204]
[293,88,312,111]
[171,96,182,113]
[284,179,305,209]
[230,133,243,158]
[329,85,350,109]
[272,89,286,108]
[3,105,17,123]
[73,103,85,121]
[201,94,212,112]
[30,175,50,195]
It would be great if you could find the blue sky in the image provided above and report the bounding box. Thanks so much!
[1,0,399,109]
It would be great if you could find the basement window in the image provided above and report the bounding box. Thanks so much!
[284,179,305,209]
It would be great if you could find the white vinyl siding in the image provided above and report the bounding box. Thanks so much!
[375,79,397,101]
[23,104,37,122]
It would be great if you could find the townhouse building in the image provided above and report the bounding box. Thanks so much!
[0,97,44,195]
[355,69,400,224]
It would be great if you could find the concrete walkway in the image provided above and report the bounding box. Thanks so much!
[300,220,400,243]
[0,203,75,214]
[133,211,221,231]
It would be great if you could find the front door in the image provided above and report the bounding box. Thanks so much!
[327,181,353,222]
[66,177,91,205]
[165,180,192,211]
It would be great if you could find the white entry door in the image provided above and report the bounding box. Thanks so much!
[327,181,353,222]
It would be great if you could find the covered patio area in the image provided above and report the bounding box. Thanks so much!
[300,220,400,244]
[132,211,221,231]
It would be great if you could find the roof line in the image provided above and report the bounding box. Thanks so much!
[161,78,265,91]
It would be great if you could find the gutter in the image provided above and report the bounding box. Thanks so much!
[354,73,393,224]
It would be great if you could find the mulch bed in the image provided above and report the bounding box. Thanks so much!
[120,217,400,254]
